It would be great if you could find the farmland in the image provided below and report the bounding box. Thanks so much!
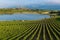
[0,17,60,40]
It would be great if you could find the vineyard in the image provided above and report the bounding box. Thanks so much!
[0,18,60,40]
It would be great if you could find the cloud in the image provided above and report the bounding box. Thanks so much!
[45,0,60,4]
[0,0,60,5]
[0,0,60,8]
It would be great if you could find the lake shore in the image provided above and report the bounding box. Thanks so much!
[0,8,50,15]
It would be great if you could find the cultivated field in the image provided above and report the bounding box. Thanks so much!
[0,18,60,40]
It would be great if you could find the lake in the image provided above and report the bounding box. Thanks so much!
[0,13,50,21]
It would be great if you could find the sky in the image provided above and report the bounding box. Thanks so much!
[0,0,60,8]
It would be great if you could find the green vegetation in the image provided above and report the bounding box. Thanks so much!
[0,8,55,14]
[0,8,60,16]
[0,18,60,40]
[0,8,40,14]
[56,17,60,21]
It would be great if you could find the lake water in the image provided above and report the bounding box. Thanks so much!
[0,13,50,21]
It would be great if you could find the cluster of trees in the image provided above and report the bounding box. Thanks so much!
[50,11,60,15]
[57,11,60,15]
